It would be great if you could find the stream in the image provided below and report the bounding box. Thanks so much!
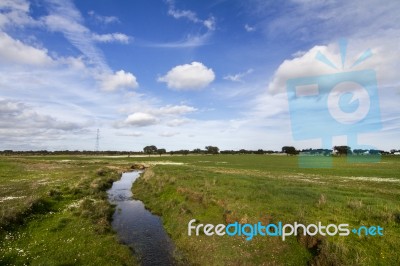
[107,171,175,266]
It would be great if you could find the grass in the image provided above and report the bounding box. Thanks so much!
[1,154,399,265]
[0,156,137,265]
[132,154,400,265]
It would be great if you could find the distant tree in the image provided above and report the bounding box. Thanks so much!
[369,149,380,155]
[192,148,204,154]
[255,149,264,155]
[143,145,157,156]
[205,146,219,154]
[282,146,297,155]
[333,146,351,156]
[221,150,237,155]
[157,148,166,156]
[353,149,368,155]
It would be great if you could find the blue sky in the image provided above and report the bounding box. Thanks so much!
[0,0,399,151]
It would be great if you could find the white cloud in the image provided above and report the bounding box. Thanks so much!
[151,32,212,48]
[268,45,338,94]
[59,56,86,70]
[43,14,87,34]
[117,104,196,130]
[92,33,130,44]
[253,0,400,44]
[268,38,400,95]
[0,0,40,29]
[0,32,54,66]
[0,98,82,133]
[116,131,143,137]
[244,24,255,32]
[168,7,199,23]
[166,118,190,127]
[42,1,109,71]
[158,105,197,115]
[158,62,215,90]
[42,1,132,72]
[124,112,158,127]
[163,0,216,48]
[100,70,138,91]
[204,16,216,30]
[224,69,254,82]
[254,37,400,151]
[166,0,216,30]
[159,131,179,137]
[88,10,120,24]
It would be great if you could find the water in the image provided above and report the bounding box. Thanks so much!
[107,171,175,266]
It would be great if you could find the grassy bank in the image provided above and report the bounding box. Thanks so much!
[132,155,400,265]
[0,156,137,265]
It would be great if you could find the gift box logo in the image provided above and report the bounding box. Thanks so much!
[286,40,381,168]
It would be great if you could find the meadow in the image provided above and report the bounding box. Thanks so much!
[132,154,400,265]
[0,154,399,265]
[0,156,137,265]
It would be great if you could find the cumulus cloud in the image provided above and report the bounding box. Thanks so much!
[92,33,130,44]
[268,39,400,95]
[100,70,138,91]
[268,45,339,94]
[124,112,158,127]
[158,62,215,90]
[0,32,54,66]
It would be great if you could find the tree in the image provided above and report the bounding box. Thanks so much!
[353,149,368,155]
[192,148,204,154]
[157,148,166,156]
[255,149,264,155]
[205,146,219,154]
[369,149,380,155]
[333,146,351,156]
[143,145,157,156]
[282,146,297,155]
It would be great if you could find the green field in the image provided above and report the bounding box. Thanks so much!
[0,156,137,265]
[1,155,399,265]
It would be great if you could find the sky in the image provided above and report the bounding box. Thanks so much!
[0,0,399,152]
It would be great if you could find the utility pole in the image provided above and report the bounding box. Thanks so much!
[95,129,100,152]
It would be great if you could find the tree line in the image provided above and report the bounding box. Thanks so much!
[282,146,393,156]
[1,146,398,156]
